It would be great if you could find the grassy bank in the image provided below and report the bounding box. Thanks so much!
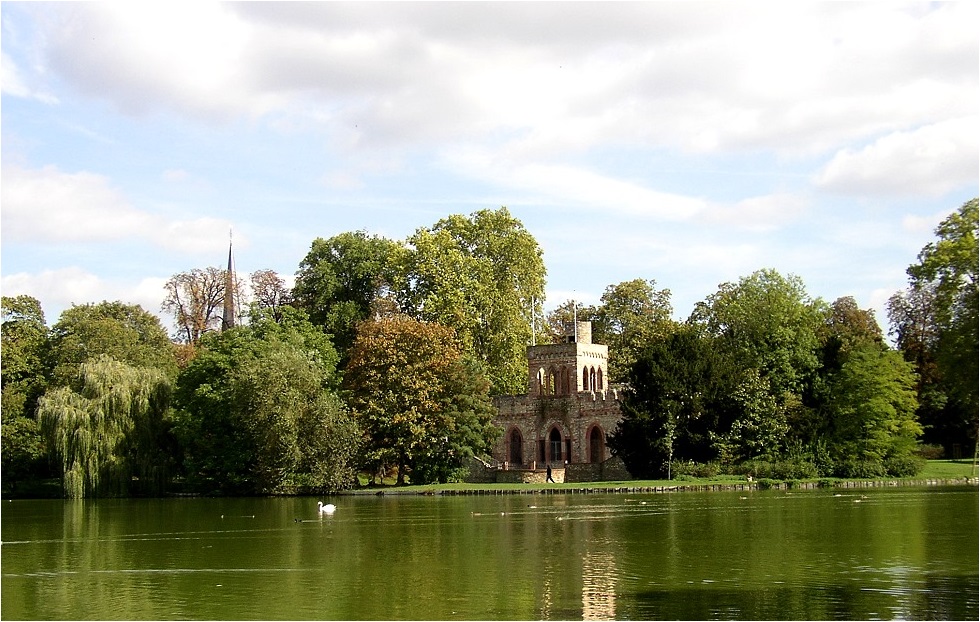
[348,459,978,496]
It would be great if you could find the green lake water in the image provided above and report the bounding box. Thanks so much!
[2,486,977,620]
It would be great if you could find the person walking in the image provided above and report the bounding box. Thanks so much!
[546,464,555,483]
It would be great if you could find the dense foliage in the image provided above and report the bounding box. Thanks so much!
[3,200,975,496]
[610,269,925,479]
[172,309,359,495]
[400,208,547,395]
[889,198,978,457]
[38,356,173,498]
[344,315,498,485]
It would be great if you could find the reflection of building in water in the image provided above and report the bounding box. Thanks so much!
[582,551,617,621]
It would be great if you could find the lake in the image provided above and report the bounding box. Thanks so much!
[2,486,976,620]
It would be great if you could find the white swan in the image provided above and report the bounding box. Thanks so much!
[317,501,336,515]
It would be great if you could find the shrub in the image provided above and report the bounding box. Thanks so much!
[732,458,818,480]
[834,458,885,479]
[914,444,945,460]
[671,460,721,479]
[884,454,925,477]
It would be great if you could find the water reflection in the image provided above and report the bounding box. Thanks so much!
[582,551,617,621]
[2,488,976,620]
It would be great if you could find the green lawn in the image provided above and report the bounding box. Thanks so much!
[919,459,978,479]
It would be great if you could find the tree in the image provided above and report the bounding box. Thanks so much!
[401,208,546,395]
[47,301,178,387]
[711,368,789,465]
[819,296,884,371]
[172,309,356,494]
[344,315,499,484]
[821,344,921,476]
[162,267,241,344]
[293,231,407,365]
[2,295,49,417]
[544,300,599,344]
[249,269,293,324]
[890,198,978,456]
[37,355,173,498]
[690,269,824,398]
[608,326,738,478]
[2,296,50,492]
[593,279,675,382]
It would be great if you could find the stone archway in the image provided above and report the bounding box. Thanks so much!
[508,428,523,465]
[549,427,563,463]
[589,426,604,463]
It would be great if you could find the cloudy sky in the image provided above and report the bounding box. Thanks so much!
[2,2,977,335]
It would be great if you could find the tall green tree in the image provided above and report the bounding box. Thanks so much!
[37,355,172,498]
[401,208,546,395]
[344,315,499,484]
[593,279,676,382]
[821,344,921,476]
[2,295,49,417]
[890,198,978,455]
[608,326,739,478]
[47,301,178,387]
[172,309,356,494]
[2,296,50,492]
[293,231,407,366]
[690,269,825,397]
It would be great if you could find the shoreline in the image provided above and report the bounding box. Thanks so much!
[345,476,979,496]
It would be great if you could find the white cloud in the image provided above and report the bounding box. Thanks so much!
[0,164,237,255]
[0,51,57,103]
[699,194,809,232]
[1,165,152,242]
[20,2,976,160]
[813,117,979,198]
[1,267,104,309]
[0,268,169,322]
[443,146,706,221]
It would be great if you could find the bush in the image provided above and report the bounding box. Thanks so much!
[914,444,945,460]
[732,458,818,480]
[884,454,925,477]
[834,458,885,479]
[671,460,721,479]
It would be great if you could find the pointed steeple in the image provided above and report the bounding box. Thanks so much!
[222,230,236,331]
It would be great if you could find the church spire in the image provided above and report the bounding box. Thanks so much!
[222,230,236,331]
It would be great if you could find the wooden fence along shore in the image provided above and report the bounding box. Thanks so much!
[366,477,979,496]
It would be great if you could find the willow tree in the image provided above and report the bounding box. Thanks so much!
[38,355,172,498]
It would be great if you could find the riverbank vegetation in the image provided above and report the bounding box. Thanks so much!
[3,201,977,498]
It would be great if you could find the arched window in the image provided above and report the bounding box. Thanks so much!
[597,367,604,390]
[537,368,546,396]
[582,366,589,391]
[509,428,523,465]
[589,426,604,463]
[549,428,563,463]
[549,367,559,395]
[589,367,597,391]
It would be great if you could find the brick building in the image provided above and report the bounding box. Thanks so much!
[471,321,629,483]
